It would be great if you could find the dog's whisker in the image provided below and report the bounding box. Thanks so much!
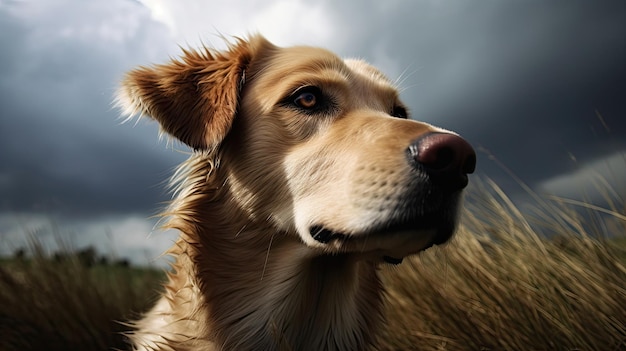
[234,224,247,238]
[394,64,420,90]
[261,232,275,281]
[311,226,324,239]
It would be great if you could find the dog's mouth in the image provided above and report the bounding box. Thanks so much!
[308,214,456,265]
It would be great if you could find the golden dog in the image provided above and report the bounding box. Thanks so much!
[117,35,475,351]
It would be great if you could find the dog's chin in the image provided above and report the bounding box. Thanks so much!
[308,217,457,265]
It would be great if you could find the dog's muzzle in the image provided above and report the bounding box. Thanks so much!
[308,132,476,262]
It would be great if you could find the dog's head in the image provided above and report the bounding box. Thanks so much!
[118,35,475,264]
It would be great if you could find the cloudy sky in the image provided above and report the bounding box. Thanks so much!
[0,0,624,265]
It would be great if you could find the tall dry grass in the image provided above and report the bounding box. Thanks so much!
[0,178,624,350]
[0,244,163,351]
[379,179,626,350]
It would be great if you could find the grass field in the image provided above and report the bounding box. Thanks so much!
[0,179,624,350]
[0,250,164,350]
[378,179,625,350]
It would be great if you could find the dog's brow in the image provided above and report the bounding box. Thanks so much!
[283,73,348,95]
[271,51,346,76]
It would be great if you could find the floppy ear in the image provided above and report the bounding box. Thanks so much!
[117,37,263,149]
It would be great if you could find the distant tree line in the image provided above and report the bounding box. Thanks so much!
[12,246,130,267]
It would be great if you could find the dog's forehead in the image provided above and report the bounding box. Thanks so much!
[343,58,393,86]
[267,46,394,85]
[255,45,348,85]
[249,45,400,107]
[342,58,400,105]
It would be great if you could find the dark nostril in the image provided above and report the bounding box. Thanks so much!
[410,132,476,189]
[421,146,455,171]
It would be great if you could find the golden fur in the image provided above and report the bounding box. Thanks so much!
[117,35,474,351]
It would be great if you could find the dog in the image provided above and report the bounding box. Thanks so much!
[117,34,476,351]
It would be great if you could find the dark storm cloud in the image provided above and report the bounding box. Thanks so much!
[0,1,184,216]
[327,0,626,189]
[0,0,624,221]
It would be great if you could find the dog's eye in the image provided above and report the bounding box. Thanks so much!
[292,86,322,110]
[391,105,408,119]
[295,91,318,109]
[283,86,336,116]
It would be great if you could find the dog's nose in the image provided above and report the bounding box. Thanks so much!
[409,132,476,191]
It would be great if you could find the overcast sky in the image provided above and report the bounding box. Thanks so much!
[0,0,624,265]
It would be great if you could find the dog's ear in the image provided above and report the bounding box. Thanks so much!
[117,36,267,149]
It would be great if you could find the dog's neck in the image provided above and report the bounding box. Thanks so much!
[147,160,385,350]
[167,222,384,350]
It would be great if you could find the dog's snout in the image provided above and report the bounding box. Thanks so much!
[409,132,476,190]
